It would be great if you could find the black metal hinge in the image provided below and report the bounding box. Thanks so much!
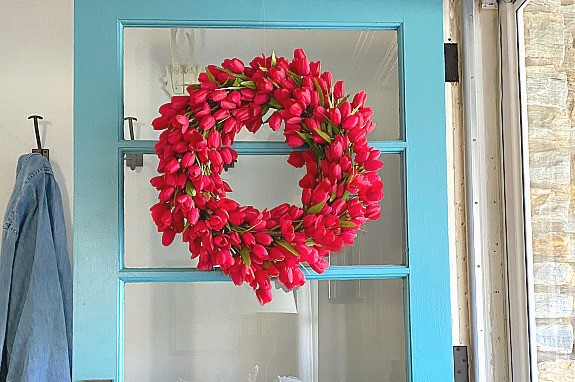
[453,346,469,382]
[444,43,460,83]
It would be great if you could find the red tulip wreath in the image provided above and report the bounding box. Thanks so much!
[150,49,384,305]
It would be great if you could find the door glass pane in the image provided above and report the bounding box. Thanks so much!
[124,279,407,382]
[123,28,401,142]
[124,153,195,268]
[521,0,575,377]
[123,154,304,268]
[124,153,405,268]
[330,153,406,265]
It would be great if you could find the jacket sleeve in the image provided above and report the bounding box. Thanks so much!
[0,209,19,381]
[6,173,72,382]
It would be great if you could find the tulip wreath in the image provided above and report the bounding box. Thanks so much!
[150,49,384,305]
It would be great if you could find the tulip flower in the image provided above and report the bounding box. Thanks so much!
[199,115,215,130]
[334,80,345,99]
[352,90,367,108]
[152,115,170,130]
[256,286,274,305]
[342,115,359,130]
[327,108,342,125]
[285,132,305,147]
[222,58,245,74]
[189,89,209,105]
[287,151,305,168]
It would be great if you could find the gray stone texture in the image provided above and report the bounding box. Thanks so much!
[524,12,565,66]
[529,152,571,190]
[536,324,574,353]
[539,360,575,381]
[533,262,574,285]
[526,68,568,109]
[525,0,575,379]
[535,292,574,317]
[527,106,572,152]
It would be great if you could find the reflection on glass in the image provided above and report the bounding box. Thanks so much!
[124,153,405,268]
[124,279,406,382]
[124,28,400,141]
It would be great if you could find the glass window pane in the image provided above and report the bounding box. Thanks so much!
[124,279,407,382]
[124,154,304,268]
[124,154,195,268]
[124,153,405,268]
[330,153,406,265]
[123,28,400,142]
[522,0,575,377]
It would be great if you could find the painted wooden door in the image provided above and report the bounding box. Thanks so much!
[74,1,452,381]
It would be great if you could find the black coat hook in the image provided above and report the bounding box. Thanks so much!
[223,159,236,172]
[28,115,49,160]
[124,116,137,140]
[124,117,143,170]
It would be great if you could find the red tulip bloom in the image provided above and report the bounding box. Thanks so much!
[161,229,176,246]
[222,58,245,74]
[334,80,345,99]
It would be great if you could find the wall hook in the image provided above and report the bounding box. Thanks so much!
[28,115,49,160]
[123,117,143,170]
[223,160,236,172]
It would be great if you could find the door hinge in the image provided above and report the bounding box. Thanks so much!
[444,43,459,83]
[453,346,469,382]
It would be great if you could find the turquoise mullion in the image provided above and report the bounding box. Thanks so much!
[117,265,410,283]
[117,139,407,155]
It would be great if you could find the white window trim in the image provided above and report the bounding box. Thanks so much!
[499,1,538,381]
[461,0,537,381]
[460,1,493,380]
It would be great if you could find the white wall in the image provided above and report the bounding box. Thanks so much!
[0,0,74,254]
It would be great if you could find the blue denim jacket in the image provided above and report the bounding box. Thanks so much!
[0,153,72,382]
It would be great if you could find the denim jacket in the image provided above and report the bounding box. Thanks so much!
[0,154,72,382]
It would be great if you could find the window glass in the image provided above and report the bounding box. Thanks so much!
[123,153,406,268]
[123,28,401,141]
[124,279,407,381]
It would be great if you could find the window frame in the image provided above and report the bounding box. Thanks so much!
[499,1,538,381]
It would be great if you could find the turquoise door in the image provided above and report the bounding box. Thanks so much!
[74,1,452,381]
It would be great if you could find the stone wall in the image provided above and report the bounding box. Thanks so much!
[524,0,575,380]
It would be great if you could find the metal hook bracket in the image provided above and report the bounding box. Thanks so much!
[124,117,143,170]
[223,159,236,172]
[28,115,49,160]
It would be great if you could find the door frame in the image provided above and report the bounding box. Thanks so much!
[498,1,539,381]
